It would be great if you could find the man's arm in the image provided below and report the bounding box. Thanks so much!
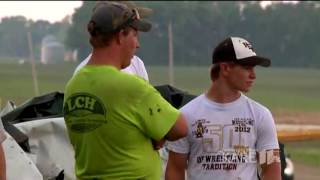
[259,149,281,180]
[164,114,188,141]
[256,109,281,180]
[165,151,188,180]
[151,114,187,150]
[0,145,5,180]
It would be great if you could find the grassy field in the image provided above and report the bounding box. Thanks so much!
[0,61,320,168]
[1,62,320,111]
[149,66,320,112]
[285,140,320,168]
[0,61,77,106]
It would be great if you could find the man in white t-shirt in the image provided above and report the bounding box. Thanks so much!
[73,54,149,81]
[0,119,7,180]
[166,37,281,180]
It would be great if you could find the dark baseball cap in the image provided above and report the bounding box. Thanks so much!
[115,1,153,18]
[88,1,152,35]
[212,37,271,67]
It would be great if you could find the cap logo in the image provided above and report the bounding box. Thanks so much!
[232,37,257,59]
[242,41,254,51]
[133,8,140,20]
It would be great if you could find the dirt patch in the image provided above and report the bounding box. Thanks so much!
[293,162,319,180]
[273,111,320,125]
[275,111,320,179]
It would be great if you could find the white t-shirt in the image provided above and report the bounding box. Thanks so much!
[73,54,149,81]
[167,94,279,180]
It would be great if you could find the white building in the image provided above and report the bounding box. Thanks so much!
[40,35,65,64]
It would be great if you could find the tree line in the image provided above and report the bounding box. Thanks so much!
[1,1,320,68]
[0,15,70,61]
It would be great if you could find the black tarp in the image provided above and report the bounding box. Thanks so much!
[1,91,64,152]
[2,91,64,123]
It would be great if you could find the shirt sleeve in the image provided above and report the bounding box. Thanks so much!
[73,54,91,76]
[256,108,279,152]
[133,56,149,82]
[0,119,7,143]
[166,136,190,154]
[166,107,191,154]
[134,85,180,141]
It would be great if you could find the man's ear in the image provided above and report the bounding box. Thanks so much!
[115,30,124,45]
[220,63,230,76]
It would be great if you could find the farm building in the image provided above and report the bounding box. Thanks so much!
[40,35,65,64]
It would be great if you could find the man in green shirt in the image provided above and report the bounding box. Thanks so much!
[63,2,188,179]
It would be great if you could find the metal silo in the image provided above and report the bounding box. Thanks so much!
[41,35,65,64]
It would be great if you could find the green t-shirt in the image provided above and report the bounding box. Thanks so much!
[63,65,179,180]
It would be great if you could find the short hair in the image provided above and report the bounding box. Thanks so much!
[88,22,131,48]
[210,64,220,81]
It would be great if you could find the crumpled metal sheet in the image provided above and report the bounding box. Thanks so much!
[3,132,42,180]
[15,117,75,180]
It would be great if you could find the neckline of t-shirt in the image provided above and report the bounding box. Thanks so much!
[85,64,118,70]
[202,93,246,109]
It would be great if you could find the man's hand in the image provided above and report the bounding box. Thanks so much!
[152,139,166,150]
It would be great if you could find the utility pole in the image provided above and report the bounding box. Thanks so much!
[168,21,174,86]
[26,22,40,96]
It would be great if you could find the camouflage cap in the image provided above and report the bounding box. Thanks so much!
[88,1,152,35]
[109,1,153,18]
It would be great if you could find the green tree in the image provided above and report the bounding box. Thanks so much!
[0,16,29,58]
[0,15,71,61]
[63,1,320,68]
[65,1,96,61]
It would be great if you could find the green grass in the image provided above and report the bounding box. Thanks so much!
[1,62,320,113]
[148,66,320,112]
[147,65,211,94]
[285,140,320,167]
[249,67,320,112]
[0,62,77,107]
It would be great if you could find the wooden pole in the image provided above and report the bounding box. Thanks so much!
[26,24,40,96]
[168,21,174,86]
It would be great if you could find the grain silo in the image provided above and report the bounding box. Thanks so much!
[41,35,65,64]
